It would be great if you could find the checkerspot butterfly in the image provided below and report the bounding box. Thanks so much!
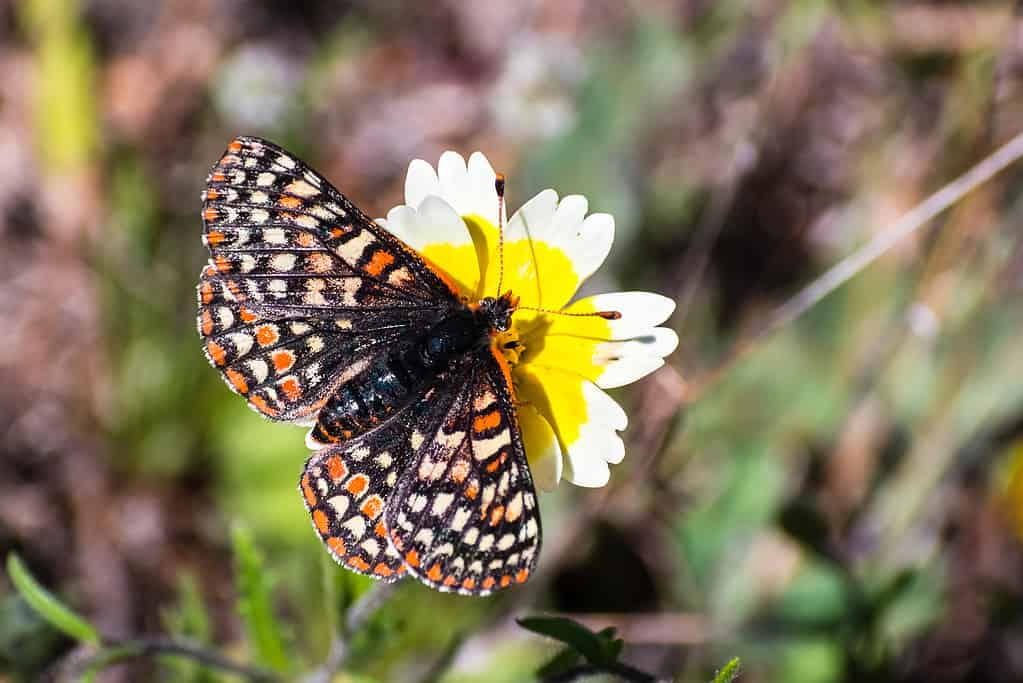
[197,137,541,594]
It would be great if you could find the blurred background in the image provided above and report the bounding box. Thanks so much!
[3,0,1023,681]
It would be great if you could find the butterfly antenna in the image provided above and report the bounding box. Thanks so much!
[495,173,506,296]
[516,305,622,320]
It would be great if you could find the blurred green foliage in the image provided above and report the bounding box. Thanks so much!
[2,1,1023,682]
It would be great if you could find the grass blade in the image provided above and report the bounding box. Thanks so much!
[5,552,100,645]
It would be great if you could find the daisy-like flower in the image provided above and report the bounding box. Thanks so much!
[378,151,678,490]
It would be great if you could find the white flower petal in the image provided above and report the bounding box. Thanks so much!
[564,449,610,487]
[438,151,471,215]
[594,327,680,362]
[584,380,628,431]
[466,152,500,224]
[570,291,676,339]
[520,404,562,491]
[549,194,588,242]
[382,205,419,248]
[505,189,558,243]
[563,212,614,283]
[404,159,440,210]
[417,196,474,247]
[562,382,627,486]
[597,356,665,389]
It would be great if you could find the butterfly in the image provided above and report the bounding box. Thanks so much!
[197,137,540,595]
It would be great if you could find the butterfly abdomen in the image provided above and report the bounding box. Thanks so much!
[310,306,490,444]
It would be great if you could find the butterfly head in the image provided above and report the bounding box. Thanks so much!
[476,291,519,333]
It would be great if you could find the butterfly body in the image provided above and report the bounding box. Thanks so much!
[310,294,515,446]
[198,137,540,595]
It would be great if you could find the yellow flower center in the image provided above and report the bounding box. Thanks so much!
[416,211,614,461]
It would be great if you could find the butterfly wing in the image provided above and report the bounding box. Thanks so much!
[299,367,471,580]
[300,351,541,594]
[387,350,541,595]
[198,136,460,422]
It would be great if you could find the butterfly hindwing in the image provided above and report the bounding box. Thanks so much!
[387,352,541,595]
[299,377,467,580]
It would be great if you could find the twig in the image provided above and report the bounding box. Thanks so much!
[77,637,281,682]
[682,127,1023,403]
[301,580,400,683]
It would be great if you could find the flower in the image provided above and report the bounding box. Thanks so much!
[379,152,678,490]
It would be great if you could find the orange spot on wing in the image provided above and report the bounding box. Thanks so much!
[443,575,456,587]
[301,475,317,506]
[489,506,505,527]
[250,394,277,416]
[313,509,329,534]
[255,325,278,346]
[345,474,368,495]
[405,550,420,567]
[206,341,226,365]
[226,369,248,394]
[281,377,301,401]
[297,232,316,247]
[200,310,214,335]
[364,250,395,276]
[515,569,529,583]
[205,189,220,201]
[278,195,302,209]
[200,282,214,304]
[228,140,243,153]
[326,455,347,481]
[361,496,383,520]
[374,563,393,577]
[449,460,469,484]
[375,521,388,538]
[465,481,479,500]
[396,564,407,575]
[271,350,294,372]
[206,230,225,245]
[427,564,443,582]
[462,577,476,590]
[203,207,219,222]
[239,307,258,323]
[500,575,511,587]
[486,459,501,473]
[327,536,346,556]
[210,172,227,183]
[308,252,333,273]
[482,577,496,590]
[348,556,370,571]
[490,344,515,400]
[473,410,502,433]
[214,255,231,272]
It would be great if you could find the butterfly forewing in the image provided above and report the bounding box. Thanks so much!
[198,136,457,421]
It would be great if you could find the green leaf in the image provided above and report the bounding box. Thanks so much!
[232,525,290,672]
[516,616,609,666]
[710,657,741,683]
[5,552,100,645]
